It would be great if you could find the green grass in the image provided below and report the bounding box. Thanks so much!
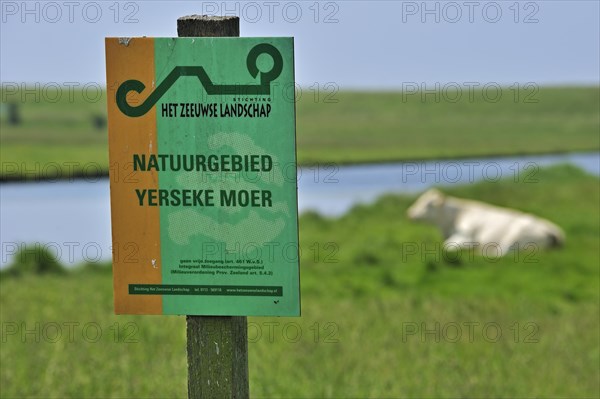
[1,165,598,398]
[1,86,598,179]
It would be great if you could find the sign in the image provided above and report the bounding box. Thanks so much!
[105,37,299,316]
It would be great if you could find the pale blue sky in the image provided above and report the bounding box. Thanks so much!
[1,1,599,88]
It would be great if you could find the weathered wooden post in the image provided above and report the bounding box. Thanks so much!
[178,17,249,399]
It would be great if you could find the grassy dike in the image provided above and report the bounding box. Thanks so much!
[1,164,598,398]
[1,86,599,180]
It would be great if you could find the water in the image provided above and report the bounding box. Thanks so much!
[1,151,598,267]
[298,151,600,215]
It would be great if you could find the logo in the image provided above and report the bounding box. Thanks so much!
[116,43,283,117]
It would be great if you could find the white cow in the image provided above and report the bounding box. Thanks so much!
[406,188,565,256]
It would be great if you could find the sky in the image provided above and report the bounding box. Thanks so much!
[1,0,599,88]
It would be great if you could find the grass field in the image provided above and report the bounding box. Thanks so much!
[1,86,598,179]
[2,165,598,398]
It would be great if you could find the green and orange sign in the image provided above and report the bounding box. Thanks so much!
[105,37,300,316]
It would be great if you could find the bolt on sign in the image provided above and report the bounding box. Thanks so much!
[105,37,300,316]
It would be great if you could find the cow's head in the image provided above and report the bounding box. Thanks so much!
[406,188,445,221]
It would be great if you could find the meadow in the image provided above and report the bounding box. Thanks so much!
[1,86,599,179]
[1,165,598,398]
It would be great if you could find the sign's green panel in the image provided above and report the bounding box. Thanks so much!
[107,37,300,316]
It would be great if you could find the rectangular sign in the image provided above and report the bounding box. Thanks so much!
[105,37,299,316]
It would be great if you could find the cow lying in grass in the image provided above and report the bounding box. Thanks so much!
[406,188,565,257]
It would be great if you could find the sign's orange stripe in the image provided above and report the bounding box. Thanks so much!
[106,38,162,314]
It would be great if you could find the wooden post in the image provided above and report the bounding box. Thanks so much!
[7,102,20,125]
[177,15,249,399]
[178,15,240,37]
